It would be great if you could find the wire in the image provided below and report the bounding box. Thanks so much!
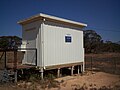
[85,26,120,32]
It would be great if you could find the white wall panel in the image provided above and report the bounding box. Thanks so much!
[43,21,84,67]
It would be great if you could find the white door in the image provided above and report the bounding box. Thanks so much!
[25,29,37,65]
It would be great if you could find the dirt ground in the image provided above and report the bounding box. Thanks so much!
[0,53,120,90]
[54,71,120,90]
[0,71,120,90]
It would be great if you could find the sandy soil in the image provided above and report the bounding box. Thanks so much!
[52,71,120,90]
[0,71,120,90]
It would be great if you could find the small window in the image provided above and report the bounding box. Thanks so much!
[65,36,72,43]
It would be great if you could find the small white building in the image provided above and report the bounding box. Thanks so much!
[18,13,87,78]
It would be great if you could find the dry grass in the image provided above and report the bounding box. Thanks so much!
[0,71,120,90]
[85,53,120,58]
[0,53,120,90]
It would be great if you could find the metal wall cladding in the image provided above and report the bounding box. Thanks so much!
[43,21,84,67]
[21,20,84,67]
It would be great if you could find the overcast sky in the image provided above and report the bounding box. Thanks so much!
[0,0,120,42]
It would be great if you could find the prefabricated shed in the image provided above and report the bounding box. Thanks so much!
[18,13,87,73]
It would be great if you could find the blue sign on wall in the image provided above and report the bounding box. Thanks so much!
[65,36,72,43]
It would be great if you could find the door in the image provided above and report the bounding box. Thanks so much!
[25,29,37,65]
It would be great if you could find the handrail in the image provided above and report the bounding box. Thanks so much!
[18,48,37,66]
[0,47,37,70]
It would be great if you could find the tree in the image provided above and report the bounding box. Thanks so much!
[84,30,120,53]
[84,30,103,53]
[102,41,120,52]
[0,36,22,49]
[0,37,9,48]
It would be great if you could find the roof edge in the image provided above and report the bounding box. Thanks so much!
[18,13,87,27]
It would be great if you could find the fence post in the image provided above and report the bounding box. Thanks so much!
[114,58,116,74]
[85,56,86,71]
[91,56,93,73]
[4,51,6,68]
[14,49,17,83]
[14,49,17,70]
